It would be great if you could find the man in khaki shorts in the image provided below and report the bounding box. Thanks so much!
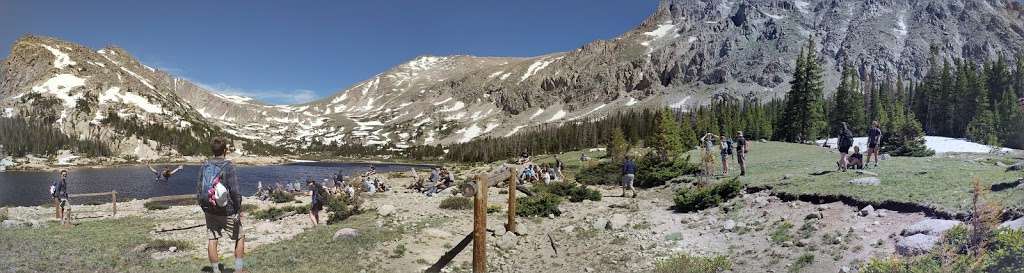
[197,137,246,273]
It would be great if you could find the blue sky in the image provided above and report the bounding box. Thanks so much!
[0,0,658,105]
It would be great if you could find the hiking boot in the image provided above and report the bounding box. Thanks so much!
[631,192,638,198]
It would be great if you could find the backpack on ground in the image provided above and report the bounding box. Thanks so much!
[197,161,230,213]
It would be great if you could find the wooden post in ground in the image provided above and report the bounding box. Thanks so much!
[111,191,117,216]
[505,168,517,234]
[473,175,487,273]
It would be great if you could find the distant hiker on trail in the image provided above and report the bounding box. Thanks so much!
[196,137,246,273]
[621,155,637,198]
[837,122,854,172]
[848,146,865,170]
[147,164,184,183]
[719,134,733,176]
[700,132,719,180]
[554,156,565,179]
[308,180,323,225]
[735,131,750,176]
[53,169,70,225]
[867,121,882,168]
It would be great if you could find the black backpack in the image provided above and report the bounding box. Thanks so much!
[725,140,734,155]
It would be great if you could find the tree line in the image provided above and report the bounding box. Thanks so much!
[0,117,111,157]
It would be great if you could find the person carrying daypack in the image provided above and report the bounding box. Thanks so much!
[621,156,638,198]
[196,137,246,273]
[54,169,70,224]
[837,122,854,172]
[308,179,323,225]
[719,134,733,176]
[735,131,750,176]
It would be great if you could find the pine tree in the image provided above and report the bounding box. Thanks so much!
[651,108,686,159]
[830,65,866,135]
[607,128,629,160]
[967,90,1000,146]
[777,39,827,142]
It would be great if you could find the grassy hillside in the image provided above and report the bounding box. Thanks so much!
[694,141,1023,216]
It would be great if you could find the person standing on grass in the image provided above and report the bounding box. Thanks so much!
[719,134,733,176]
[554,156,565,180]
[837,122,854,172]
[621,155,638,198]
[699,132,719,180]
[53,169,70,225]
[197,137,246,273]
[866,121,883,168]
[308,180,323,225]
[735,131,750,176]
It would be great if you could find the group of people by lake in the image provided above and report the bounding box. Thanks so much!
[516,152,565,185]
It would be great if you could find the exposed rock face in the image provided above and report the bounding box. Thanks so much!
[2,0,1022,151]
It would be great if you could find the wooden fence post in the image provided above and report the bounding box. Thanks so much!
[111,191,117,216]
[473,175,487,273]
[506,168,517,234]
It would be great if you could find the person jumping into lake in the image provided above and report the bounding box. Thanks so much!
[734,131,750,176]
[837,122,854,172]
[719,134,733,176]
[621,155,637,198]
[866,121,883,168]
[197,137,246,273]
[147,164,184,183]
[308,180,323,225]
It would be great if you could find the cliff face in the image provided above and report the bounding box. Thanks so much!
[3,0,1022,153]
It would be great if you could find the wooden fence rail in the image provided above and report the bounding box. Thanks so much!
[67,191,118,216]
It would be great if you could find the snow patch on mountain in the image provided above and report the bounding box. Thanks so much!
[214,93,255,104]
[3,108,13,118]
[547,110,567,123]
[505,125,527,137]
[456,123,483,143]
[439,101,466,112]
[625,97,639,106]
[640,21,680,52]
[520,57,558,82]
[98,87,164,114]
[794,0,810,13]
[119,66,155,90]
[40,44,76,69]
[816,136,1016,154]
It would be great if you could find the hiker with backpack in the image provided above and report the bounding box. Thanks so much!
[308,180,323,225]
[699,132,719,181]
[837,122,854,172]
[196,137,246,273]
[147,164,184,183]
[52,169,70,224]
[735,131,750,176]
[621,155,638,198]
[719,134,733,176]
[866,121,882,168]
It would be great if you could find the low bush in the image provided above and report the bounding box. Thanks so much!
[516,193,562,217]
[250,205,310,220]
[271,190,295,203]
[531,182,601,202]
[143,201,170,211]
[576,153,699,188]
[672,178,743,212]
[439,197,473,210]
[240,203,259,213]
[860,227,1024,273]
[653,253,731,273]
[486,204,503,214]
[146,239,191,252]
[325,193,363,224]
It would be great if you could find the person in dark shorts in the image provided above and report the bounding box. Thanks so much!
[308,180,323,225]
[735,131,750,176]
[866,121,883,168]
[54,169,70,225]
[848,146,865,170]
[198,137,246,273]
[621,155,638,198]
[837,122,854,172]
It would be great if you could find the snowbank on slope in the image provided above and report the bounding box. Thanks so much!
[815,136,1014,154]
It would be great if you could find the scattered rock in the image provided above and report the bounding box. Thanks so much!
[722,220,736,232]
[753,197,770,207]
[1006,162,1024,172]
[901,219,963,236]
[817,205,830,211]
[496,232,518,250]
[859,205,875,217]
[849,177,881,186]
[609,214,629,230]
[782,174,794,180]
[840,266,852,273]
[880,154,892,161]
[592,218,610,230]
[999,218,1024,230]
[377,205,396,217]
[877,211,887,218]
[168,246,177,252]
[1,220,25,229]
[896,234,939,256]
[333,228,360,240]
[515,223,530,235]
[424,228,452,239]
[796,239,810,247]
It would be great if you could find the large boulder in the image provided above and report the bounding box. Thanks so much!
[859,205,875,217]
[496,232,518,250]
[592,218,610,230]
[901,219,962,236]
[896,234,939,256]
[999,218,1024,230]
[377,205,396,217]
[333,228,360,240]
[849,177,881,186]
[608,214,629,230]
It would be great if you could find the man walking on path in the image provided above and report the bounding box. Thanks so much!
[621,155,637,198]
[867,121,883,168]
[735,131,750,176]
[198,137,247,273]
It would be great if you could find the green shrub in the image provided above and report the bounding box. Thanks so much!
[532,182,601,202]
[146,239,191,251]
[575,160,621,186]
[672,178,743,212]
[486,204,503,214]
[636,154,699,187]
[517,193,562,217]
[859,227,1024,273]
[325,193,363,224]
[240,203,259,213]
[789,253,814,273]
[250,205,310,220]
[143,201,170,211]
[988,228,1024,271]
[271,190,295,203]
[653,253,731,273]
[439,197,473,210]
